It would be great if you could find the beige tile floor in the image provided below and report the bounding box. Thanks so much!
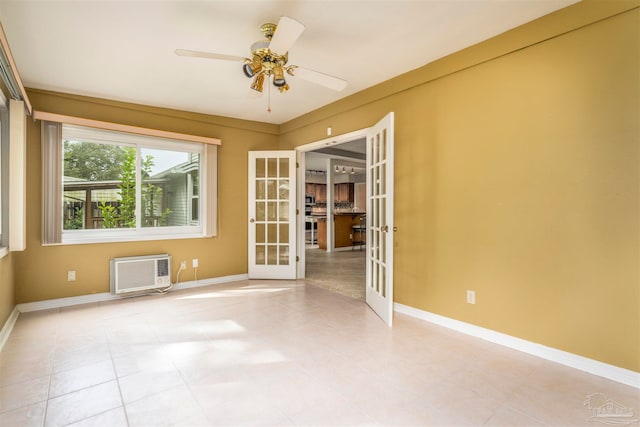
[1,280,638,426]
[305,249,366,300]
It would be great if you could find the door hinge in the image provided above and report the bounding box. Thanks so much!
[296,162,299,168]
[296,256,299,262]
[296,208,299,215]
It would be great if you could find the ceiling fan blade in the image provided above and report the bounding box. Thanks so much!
[175,49,245,63]
[293,67,347,92]
[268,16,305,55]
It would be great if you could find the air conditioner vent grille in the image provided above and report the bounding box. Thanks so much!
[157,258,169,277]
[110,254,172,295]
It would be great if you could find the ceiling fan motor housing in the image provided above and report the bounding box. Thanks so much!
[243,22,290,87]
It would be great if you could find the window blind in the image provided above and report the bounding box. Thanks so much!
[41,121,63,245]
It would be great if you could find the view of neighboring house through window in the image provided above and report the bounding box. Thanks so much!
[59,124,205,242]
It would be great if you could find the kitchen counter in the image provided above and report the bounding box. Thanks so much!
[333,211,365,216]
[315,212,366,250]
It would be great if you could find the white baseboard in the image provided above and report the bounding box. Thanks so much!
[16,273,249,313]
[394,303,640,389]
[0,307,19,352]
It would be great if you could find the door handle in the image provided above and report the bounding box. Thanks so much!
[393,226,398,232]
[250,218,255,223]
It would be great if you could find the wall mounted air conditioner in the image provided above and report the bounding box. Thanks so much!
[110,254,171,295]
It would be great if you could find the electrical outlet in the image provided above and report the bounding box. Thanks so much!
[466,290,476,304]
[192,258,198,268]
[180,261,186,270]
[67,271,76,281]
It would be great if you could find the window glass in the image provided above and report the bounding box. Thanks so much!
[140,148,199,228]
[63,140,133,230]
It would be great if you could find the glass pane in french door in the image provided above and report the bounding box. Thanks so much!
[254,156,291,267]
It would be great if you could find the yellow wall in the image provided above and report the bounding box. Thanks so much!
[0,253,14,327]
[14,90,279,303]
[280,1,640,371]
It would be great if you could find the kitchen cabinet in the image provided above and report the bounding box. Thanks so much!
[317,218,327,249]
[334,215,354,247]
[306,183,353,204]
[305,183,315,196]
[334,183,354,203]
[315,184,326,203]
[304,183,326,203]
[317,214,366,250]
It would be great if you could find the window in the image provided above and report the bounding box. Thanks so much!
[43,122,217,244]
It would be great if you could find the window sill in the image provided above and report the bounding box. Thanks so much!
[0,247,8,259]
[48,231,209,246]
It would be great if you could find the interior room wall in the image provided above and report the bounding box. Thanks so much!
[0,254,14,327]
[13,89,279,303]
[279,1,640,372]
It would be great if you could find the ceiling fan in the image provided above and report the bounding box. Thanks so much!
[175,16,347,98]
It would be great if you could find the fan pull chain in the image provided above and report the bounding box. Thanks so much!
[267,76,272,113]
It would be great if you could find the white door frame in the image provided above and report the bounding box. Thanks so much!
[295,127,369,279]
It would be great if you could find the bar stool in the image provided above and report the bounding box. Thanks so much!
[351,215,365,250]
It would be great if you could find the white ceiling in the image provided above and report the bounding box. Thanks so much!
[0,0,578,125]
[305,138,366,172]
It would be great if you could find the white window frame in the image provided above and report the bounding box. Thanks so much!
[0,91,8,258]
[187,170,199,226]
[52,124,209,245]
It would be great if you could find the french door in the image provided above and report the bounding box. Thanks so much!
[248,151,297,279]
[366,113,395,326]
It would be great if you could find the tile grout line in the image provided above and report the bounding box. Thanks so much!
[108,334,130,427]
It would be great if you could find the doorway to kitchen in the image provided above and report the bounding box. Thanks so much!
[296,113,395,325]
[296,129,368,299]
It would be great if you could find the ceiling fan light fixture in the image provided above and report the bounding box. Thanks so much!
[243,56,262,78]
[250,74,265,92]
[273,66,286,87]
[278,83,290,93]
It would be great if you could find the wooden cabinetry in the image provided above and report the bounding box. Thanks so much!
[314,214,367,250]
[334,215,354,247]
[315,184,326,203]
[306,183,355,204]
[305,183,315,196]
[305,183,327,203]
[334,183,354,203]
[317,218,327,249]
